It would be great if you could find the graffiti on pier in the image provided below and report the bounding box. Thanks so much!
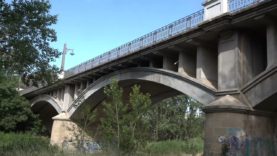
[218,128,276,156]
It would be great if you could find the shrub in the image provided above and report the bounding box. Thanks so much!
[0,74,44,134]
[0,132,59,156]
[144,137,203,155]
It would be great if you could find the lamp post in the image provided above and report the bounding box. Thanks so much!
[59,43,74,79]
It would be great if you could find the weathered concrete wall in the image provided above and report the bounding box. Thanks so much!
[197,46,217,88]
[239,32,266,84]
[204,95,277,156]
[218,31,240,91]
[63,85,74,111]
[218,30,266,91]
[51,113,89,149]
[163,56,177,71]
[204,111,276,156]
[178,51,196,77]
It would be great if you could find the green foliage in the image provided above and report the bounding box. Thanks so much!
[0,74,45,133]
[145,95,204,141]
[72,106,97,153]
[74,81,204,155]
[0,132,102,156]
[144,137,203,155]
[0,132,203,156]
[0,0,60,85]
[99,80,152,155]
[0,132,58,155]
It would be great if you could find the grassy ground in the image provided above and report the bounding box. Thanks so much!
[142,138,203,156]
[0,133,203,156]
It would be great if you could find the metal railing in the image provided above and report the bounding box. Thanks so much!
[228,0,266,12]
[64,0,267,78]
[64,9,204,78]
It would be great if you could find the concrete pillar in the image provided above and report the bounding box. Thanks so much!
[239,32,266,84]
[196,46,217,88]
[61,88,64,102]
[267,23,277,69]
[178,51,196,77]
[86,80,90,88]
[63,85,74,111]
[80,82,85,91]
[53,90,56,99]
[51,113,76,147]
[203,95,276,156]
[51,113,92,150]
[218,32,240,90]
[57,89,61,102]
[218,31,266,91]
[163,56,177,71]
[74,83,79,100]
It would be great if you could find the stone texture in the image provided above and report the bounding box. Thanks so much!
[51,113,91,150]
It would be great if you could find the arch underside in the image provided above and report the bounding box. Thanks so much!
[68,67,216,119]
[31,95,62,135]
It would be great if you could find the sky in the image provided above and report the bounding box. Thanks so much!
[49,0,203,70]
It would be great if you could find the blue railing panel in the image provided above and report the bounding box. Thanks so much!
[228,0,265,12]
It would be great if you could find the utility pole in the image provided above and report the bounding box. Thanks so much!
[59,43,74,79]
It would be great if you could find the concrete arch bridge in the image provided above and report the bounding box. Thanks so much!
[21,0,277,155]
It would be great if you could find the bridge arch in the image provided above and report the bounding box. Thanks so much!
[68,67,216,118]
[31,95,62,135]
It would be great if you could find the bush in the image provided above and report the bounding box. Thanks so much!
[144,138,203,155]
[0,132,60,156]
[0,133,109,156]
[0,74,44,134]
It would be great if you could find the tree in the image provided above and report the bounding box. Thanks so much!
[145,95,204,141]
[99,80,151,155]
[0,0,60,86]
[0,73,44,133]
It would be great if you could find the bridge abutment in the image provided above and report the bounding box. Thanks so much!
[203,95,276,156]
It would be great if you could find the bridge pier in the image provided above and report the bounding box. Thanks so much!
[51,113,90,150]
[203,95,277,156]
[51,113,76,148]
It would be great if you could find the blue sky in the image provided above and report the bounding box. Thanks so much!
[49,0,203,70]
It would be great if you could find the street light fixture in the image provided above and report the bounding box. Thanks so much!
[59,43,74,79]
